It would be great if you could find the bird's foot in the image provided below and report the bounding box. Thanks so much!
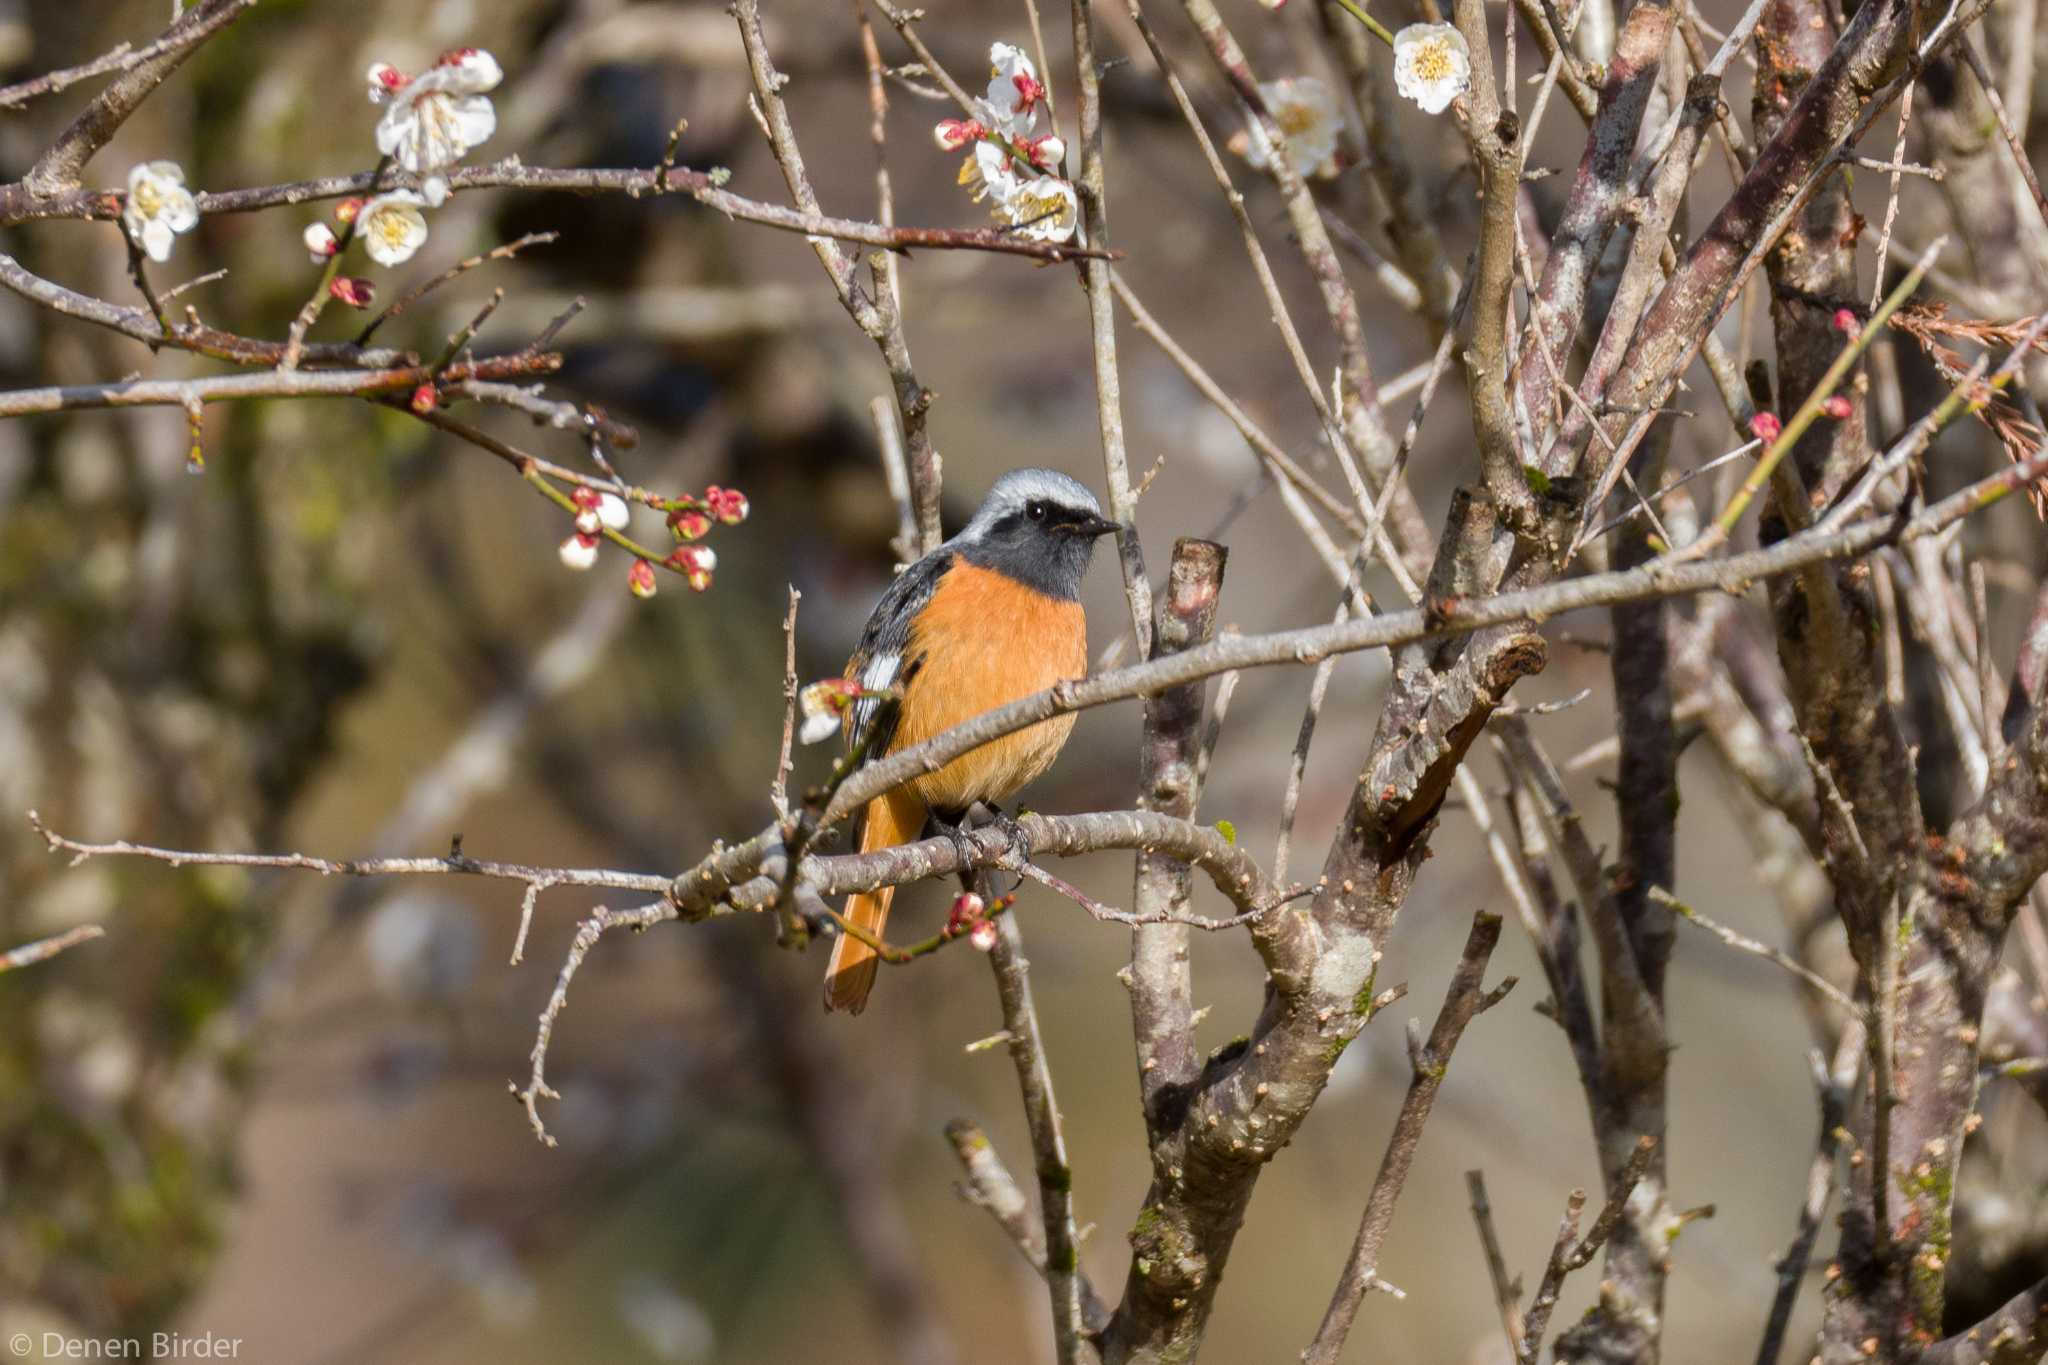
[933,816,981,891]
[986,807,1032,872]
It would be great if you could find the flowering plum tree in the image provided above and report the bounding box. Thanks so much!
[4,0,2048,1362]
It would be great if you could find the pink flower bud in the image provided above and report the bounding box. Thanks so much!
[328,276,375,308]
[437,47,480,67]
[1833,308,1859,335]
[947,891,987,933]
[335,197,366,225]
[934,118,988,152]
[705,485,749,525]
[667,544,716,591]
[970,919,999,952]
[571,486,601,511]
[668,507,712,541]
[409,383,437,414]
[1013,73,1047,111]
[1820,395,1853,420]
[1023,135,1066,170]
[627,559,658,598]
[1749,411,1782,444]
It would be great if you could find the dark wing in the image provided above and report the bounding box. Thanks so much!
[844,549,951,763]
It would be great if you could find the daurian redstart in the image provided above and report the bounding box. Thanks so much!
[824,468,1118,1012]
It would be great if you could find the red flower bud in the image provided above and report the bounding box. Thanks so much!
[1833,308,1859,335]
[934,118,988,151]
[627,559,658,598]
[1820,395,1853,420]
[1749,411,1782,444]
[705,485,749,525]
[409,384,438,414]
[947,892,987,933]
[328,276,376,308]
[335,197,366,224]
[667,544,716,591]
[667,507,712,541]
[571,486,601,511]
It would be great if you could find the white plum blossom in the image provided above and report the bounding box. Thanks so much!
[357,191,429,266]
[981,43,1047,139]
[954,139,1080,244]
[960,139,1019,205]
[304,222,339,263]
[122,161,199,263]
[1239,77,1341,180]
[1000,174,1079,242]
[798,711,840,747]
[371,48,502,207]
[798,678,853,746]
[930,42,1079,246]
[1392,23,1472,115]
[596,494,631,532]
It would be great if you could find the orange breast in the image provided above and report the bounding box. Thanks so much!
[891,561,1087,815]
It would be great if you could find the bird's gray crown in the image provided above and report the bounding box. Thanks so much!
[958,467,1103,540]
[949,467,1111,600]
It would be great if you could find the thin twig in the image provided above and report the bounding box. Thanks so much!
[1466,1170,1529,1359]
[945,1119,1110,1330]
[1519,1136,1660,1363]
[987,914,1095,1365]
[1305,912,1515,1363]
[1656,887,1860,1015]
[355,232,558,346]
[0,924,107,973]
[773,588,802,822]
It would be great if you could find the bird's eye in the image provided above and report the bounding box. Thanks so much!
[1026,501,1047,522]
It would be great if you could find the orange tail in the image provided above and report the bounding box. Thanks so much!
[824,787,926,1013]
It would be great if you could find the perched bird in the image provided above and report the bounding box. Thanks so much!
[825,468,1120,1013]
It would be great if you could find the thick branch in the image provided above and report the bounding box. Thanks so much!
[1916,1274,2048,1365]
[1130,541,1227,1130]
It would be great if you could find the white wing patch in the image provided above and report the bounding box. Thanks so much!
[861,654,901,692]
[848,652,902,753]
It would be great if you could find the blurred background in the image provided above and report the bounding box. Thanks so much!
[0,0,2043,1361]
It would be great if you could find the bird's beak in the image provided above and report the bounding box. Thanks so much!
[1069,513,1121,539]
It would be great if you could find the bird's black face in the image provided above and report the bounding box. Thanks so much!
[961,492,1119,600]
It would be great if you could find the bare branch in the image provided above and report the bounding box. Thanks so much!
[987,915,1098,1365]
[16,0,255,200]
[944,1119,1111,1332]
[1130,541,1228,1129]
[0,924,107,973]
[1305,911,1514,1363]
